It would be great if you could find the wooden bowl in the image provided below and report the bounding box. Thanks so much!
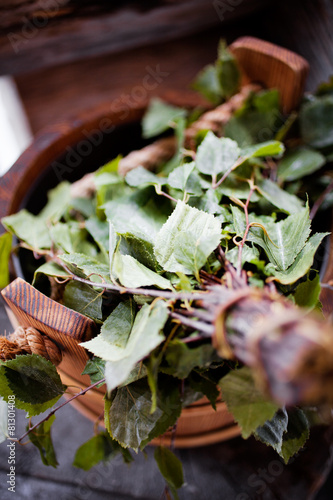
[0,37,314,447]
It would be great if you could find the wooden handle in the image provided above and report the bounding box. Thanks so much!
[230,36,309,113]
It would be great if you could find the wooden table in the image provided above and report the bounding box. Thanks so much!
[1,0,333,498]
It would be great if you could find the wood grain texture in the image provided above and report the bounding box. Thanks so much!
[230,36,309,113]
[1,277,97,381]
[0,0,271,76]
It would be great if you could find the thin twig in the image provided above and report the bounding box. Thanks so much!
[14,378,106,444]
[236,186,256,275]
[170,312,214,335]
[310,179,333,219]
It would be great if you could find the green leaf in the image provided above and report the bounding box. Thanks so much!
[119,232,160,271]
[63,281,103,321]
[0,396,8,443]
[82,358,106,387]
[254,408,288,454]
[268,232,329,284]
[256,178,304,214]
[154,446,184,499]
[59,253,110,282]
[245,205,311,271]
[2,210,51,249]
[0,355,65,416]
[82,301,168,392]
[142,98,186,139]
[280,408,309,463]
[277,147,326,182]
[300,94,333,149]
[0,232,12,288]
[225,89,281,146]
[164,340,216,379]
[167,163,196,192]
[33,261,71,286]
[226,243,260,268]
[39,181,71,222]
[50,222,97,257]
[196,132,240,176]
[188,372,220,410]
[73,431,132,470]
[85,216,109,256]
[69,197,95,218]
[29,415,58,467]
[241,140,284,159]
[125,166,166,188]
[103,187,171,244]
[113,252,173,289]
[219,367,278,438]
[216,39,241,100]
[293,273,321,310]
[155,201,221,274]
[192,64,221,105]
[105,377,181,451]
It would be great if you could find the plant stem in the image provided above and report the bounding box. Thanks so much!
[14,378,106,444]
[236,186,255,275]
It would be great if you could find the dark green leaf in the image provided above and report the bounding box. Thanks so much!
[73,431,132,470]
[0,232,12,288]
[280,408,309,463]
[254,408,288,454]
[63,281,103,321]
[105,377,181,451]
[188,372,220,410]
[164,340,216,379]
[256,178,304,214]
[154,446,184,497]
[85,216,109,256]
[29,415,58,467]
[119,232,160,271]
[216,40,240,100]
[59,253,110,282]
[300,94,333,149]
[82,358,106,387]
[192,64,221,105]
[219,367,278,438]
[33,261,71,286]
[277,147,325,181]
[0,355,65,416]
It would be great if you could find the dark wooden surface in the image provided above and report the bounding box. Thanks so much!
[1,0,333,498]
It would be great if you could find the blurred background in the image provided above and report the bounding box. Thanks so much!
[0,0,333,498]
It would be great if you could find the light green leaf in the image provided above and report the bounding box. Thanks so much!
[0,396,8,443]
[50,222,97,257]
[100,300,136,348]
[246,205,311,271]
[63,281,103,321]
[256,178,304,214]
[154,446,184,499]
[39,181,71,222]
[155,201,221,274]
[125,166,166,188]
[82,301,168,392]
[33,261,71,286]
[142,98,186,139]
[277,147,326,181]
[219,367,278,438]
[29,415,58,467]
[113,252,172,289]
[2,210,51,249]
[59,253,110,282]
[167,163,196,192]
[196,132,240,176]
[241,140,284,159]
[73,431,132,470]
[226,243,260,267]
[104,188,171,244]
[268,232,329,284]
[0,354,65,417]
[254,408,288,454]
[0,232,12,288]
[293,273,321,310]
[280,408,309,463]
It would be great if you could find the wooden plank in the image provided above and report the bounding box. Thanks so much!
[0,0,271,76]
[1,277,97,382]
